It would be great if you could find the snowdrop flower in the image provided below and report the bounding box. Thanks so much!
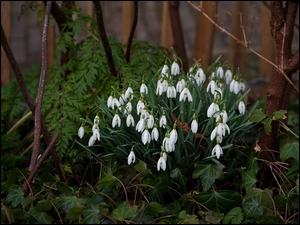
[239,79,246,93]
[126,112,135,127]
[119,91,126,105]
[78,125,84,139]
[159,112,167,128]
[238,99,246,114]
[179,85,193,102]
[214,84,223,100]
[229,76,240,94]
[216,66,224,79]
[147,111,154,129]
[128,150,136,165]
[151,124,159,141]
[124,100,132,114]
[161,63,169,78]
[162,79,169,92]
[107,93,113,108]
[171,58,180,76]
[140,79,148,96]
[191,114,198,134]
[163,132,175,152]
[157,153,167,171]
[162,151,167,162]
[176,77,185,93]
[88,135,96,146]
[210,121,230,142]
[141,126,151,145]
[156,78,164,96]
[206,78,217,95]
[125,83,133,100]
[94,115,100,125]
[136,114,145,132]
[207,99,220,118]
[195,67,206,86]
[112,111,121,128]
[137,98,145,115]
[167,84,176,98]
[169,123,178,144]
[92,124,100,141]
[216,107,228,124]
[111,95,121,110]
[225,69,232,85]
[212,143,223,159]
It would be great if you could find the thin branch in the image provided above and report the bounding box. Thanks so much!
[30,1,52,172]
[126,1,138,63]
[187,1,299,94]
[93,1,117,77]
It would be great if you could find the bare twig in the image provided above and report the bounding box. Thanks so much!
[126,1,138,63]
[93,1,117,77]
[30,1,52,172]
[187,1,299,94]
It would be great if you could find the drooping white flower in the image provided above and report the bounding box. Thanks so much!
[151,124,159,141]
[92,124,100,141]
[225,69,232,85]
[161,64,169,78]
[195,68,206,86]
[147,111,154,129]
[171,59,180,76]
[78,125,84,139]
[212,143,223,159]
[163,132,175,152]
[238,99,246,114]
[156,78,164,96]
[162,79,168,92]
[119,91,126,105]
[229,78,240,94]
[112,112,121,128]
[176,78,185,93]
[126,112,135,127]
[111,96,121,110]
[239,79,246,93]
[207,99,220,118]
[94,115,100,125]
[125,84,133,100]
[206,79,217,95]
[216,108,228,124]
[107,93,113,108]
[179,86,193,102]
[159,112,167,128]
[140,80,148,95]
[137,98,145,115]
[191,114,198,134]
[162,151,167,162]
[216,66,224,79]
[128,150,136,165]
[157,153,167,171]
[167,84,176,98]
[124,100,132,114]
[141,126,151,145]
[136,114,145,132]
[88,135,96,146]
[169,124,178,144]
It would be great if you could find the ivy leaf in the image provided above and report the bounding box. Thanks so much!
[242,196,264,217]
[60,196,87,213]
[194,190,241,214]
[56,181,73,196]
[249,109,266,122]
[97,175,120,190]
[243,188,274,209]
[222,207,243,224]
[170,167,188,192]
[241,170,257,191]
[192,162,225,192]
[34,199,52,212]
[82,203,102,224]
[66,205,85,220]
[6,187,25,208]
[147,202,164,217]
[272,109,287,120]
[280,142,299,163]
[111,201,138,222]
[29,207,53,224]
[262,117,272,135]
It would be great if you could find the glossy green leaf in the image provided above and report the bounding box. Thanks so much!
[222,207,243,224]
[280,142,299,163]
[147,202,164,217]
[29,207,53,224]
[194,190,241,214]
[97,175,120,190]
[242,197,264,217]
[56,181,73,196]
[111,201,138,222]
[243,188,274,209]
[34,199,52,212]
[192,162,225,191]
[82,203,102,224]
[66,205,85,220]
[241,171,257,191]
[6,187,24,208]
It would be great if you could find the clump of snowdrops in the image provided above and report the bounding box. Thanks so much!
[77,55,258,172]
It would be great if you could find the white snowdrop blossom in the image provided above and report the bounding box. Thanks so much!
[163,151,167,162]
[157,154,167,171]
[238,99,246,114]
[141,126,151,145]
[124,100,132,114]
[229,77,240,94]
[151,124,159,141]
[111,96,121,110]
[140,80,148,95]
[206,78,217,95]
[128,150,136,165]
[225,69,232,85]
[212,143,223,159]
[176,78,185,93]
[156,78,164,96]
[216,108,228,124]
[92,124,100,141]
[163,132,175,152]
[137,98,145,115]
[119,92,126,105]
[214,85,223,100]
[207,99,220,118]
[216,66,224,79]
[147,111,154,129]
[179,86,193,102]
[159,112,167,128]
[125,85,133,100]
[162,79,168,92]
[78,125,84,139]
[169,124,178,144]
[112,112,121,128]
[195,68,206,86]
[167,84,176,98]
[239,79,246,93]
[210,122,230,142]
[88,135,96,146]
[126,112,135,127]
[191,114,198,134]
[107,93,113,108]
[171,59,180,76]
[136,114,146,132]
[161,64,169,78]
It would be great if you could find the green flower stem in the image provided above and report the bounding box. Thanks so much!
[6,111,33,135]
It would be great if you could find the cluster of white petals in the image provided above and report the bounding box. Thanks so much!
[88,115,101,146]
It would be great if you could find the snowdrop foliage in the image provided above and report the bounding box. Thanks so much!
[78,55,257,172]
